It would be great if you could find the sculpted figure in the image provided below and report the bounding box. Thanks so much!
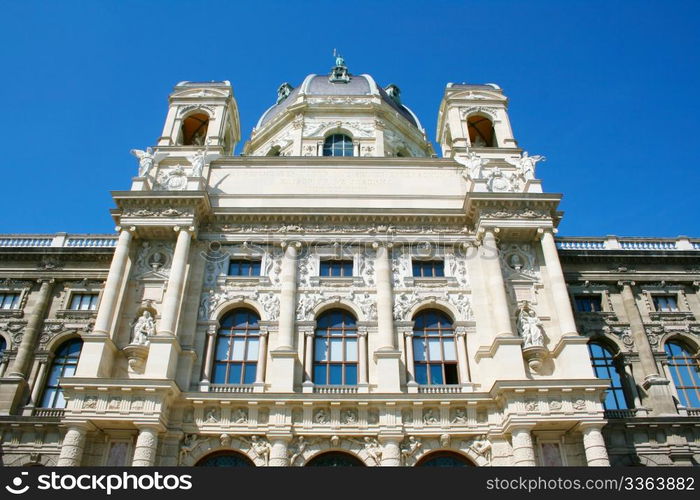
[463,151,490,179]
[130,147,155,177]
[179,434,200,464]
[514,151,545,180]
[131,311,155,345]
[288,436,307,465]
[250,436,271,466]
[517,306,545,348]
[400,436,422,465]
[190,149,206,177]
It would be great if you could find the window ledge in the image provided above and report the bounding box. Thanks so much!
[314,276,355,287]
[217,276,270,287]
[649,311,694,321]
[55,309,97,319]
[0,309,23,319]
[404,277,455,288]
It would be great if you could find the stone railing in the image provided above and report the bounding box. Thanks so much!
[32,408,66,418]
[603,409,638,419]
[313,386,359,394]
[0,233,117,248]
[417,385,463,394]
[557,236,699,251]
[209,384,255,394]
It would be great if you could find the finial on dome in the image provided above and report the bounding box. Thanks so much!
[276,82,293,104]
[330,49,350,83]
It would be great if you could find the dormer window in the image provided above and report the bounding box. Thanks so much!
[323,134,354,157]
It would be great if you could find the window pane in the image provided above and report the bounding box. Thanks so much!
[442,339,457,361]
[429,364,444,384]
[414,365,428,385]
[444,363,459,384]
[243,364,257,384]
[62,365,76,378]
[246,338,259,361]
[230,339,246,361]
[329,364,343,385]
[345,338,358,362]
[345,365,357,386]
[54,391,66,409]
[315,338,328,361]
[313,365,327,385]
[215,337,230,361]
[41,389,56,408]
[70,294,81,310]
[228,363,242,384]
[329,339,343,361]
[413,338,426,361]
[212,363,227,384]
[427,338,442,361]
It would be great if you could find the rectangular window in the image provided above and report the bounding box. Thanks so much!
[228,259,261,277]
[0,293,20,310]
[412,260,444,278]
[574,295,602,312]
[319,260,353,277]
[69,293,99,311]
[653,295,679,312]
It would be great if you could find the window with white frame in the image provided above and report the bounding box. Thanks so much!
[0,292,20,310]
[70,293,99,311]
[653,294,679,312]
[319,259,353,277]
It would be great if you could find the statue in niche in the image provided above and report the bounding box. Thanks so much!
[148,251,165,271]
[191,129,205,146]
[423,408,438,424]
[130,147,155,177]
[131,311,155,345]
[204,408,219,423]
[452,408,468,424]
[190,149,206,177]
[233,408,248,424]
[517,305,545,348]
[314,408,329,424]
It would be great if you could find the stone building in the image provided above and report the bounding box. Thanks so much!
[0,57,698,467]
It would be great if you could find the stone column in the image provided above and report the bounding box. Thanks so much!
[379,437,402,466]
[357,328,368,386]
[254,330,268,386]
[455,328,470,383]
[28,357,50,406]
[9,279,54,378]
[159,226,193,337]
[403,331,416,385]
[92,227,134,337]
[132,426,159,466]
[374,243,395,350]
[539,229,577,337]
[303,328,314,383]
[622,360,643,410]
[269,242,299,392]
[145,227,192,379]
[372,243,402,392]
[200,324,218,386]
[618,281,676,415]
[277,242,299,349]
[268,437,291,466]
[57,425,88,466]
[511,426,536,466]
[580,423,610,466]
[480,228,512,337]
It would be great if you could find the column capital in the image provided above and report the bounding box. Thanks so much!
[371,241,394,249]
[35,277,55,285]
[280,240,302,249]
[206,324,218,336]
[173,225,196,235]
[617,280,636,289]
[357,329,368,338]
[115,225,137,234]
[536,227,557,239]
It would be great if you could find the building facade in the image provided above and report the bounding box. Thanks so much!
[0,58,698,467]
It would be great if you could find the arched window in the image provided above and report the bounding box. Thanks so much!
[180,113,209,146]
[0,336,6,356]
[413,310,458,385]
[467,115,496,147]
[313,309,358,385]
[588,342,629,410]
[213,309,260,385]
[40,338,82,409]
[305,452,364,466]
[322,134,354,157]
[665,341,700,408]
[416,451,474,467]
[196,451,254,467]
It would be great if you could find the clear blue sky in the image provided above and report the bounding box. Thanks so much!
[1,0,698,237]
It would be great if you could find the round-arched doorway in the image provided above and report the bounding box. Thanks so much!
[415,451,474,467]
[305,451,365,467]
[196,451,255,467]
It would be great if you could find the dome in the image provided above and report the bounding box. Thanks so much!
[255,72,423,131]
